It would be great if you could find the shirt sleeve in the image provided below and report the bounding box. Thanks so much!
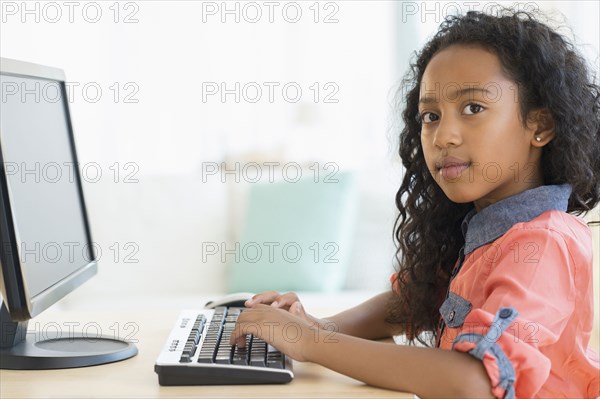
[449,227,577,398]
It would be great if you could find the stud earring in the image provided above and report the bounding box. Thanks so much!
[535,136,542,142]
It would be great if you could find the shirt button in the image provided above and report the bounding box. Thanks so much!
[499,308,512,319]
[448,310,455,322]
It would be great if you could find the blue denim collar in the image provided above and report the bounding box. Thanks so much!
[461,184,572,255]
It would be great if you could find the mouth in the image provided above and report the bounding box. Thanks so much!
[438,163,471,180]
[435,157,471,180]
[440,163,471,180]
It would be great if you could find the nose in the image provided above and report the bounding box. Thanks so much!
[432,114,462,149]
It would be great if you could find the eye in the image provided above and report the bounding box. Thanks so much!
[464,103,484,115]
[419,111,439,124]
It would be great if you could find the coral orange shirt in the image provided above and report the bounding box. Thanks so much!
[434,184,599,398]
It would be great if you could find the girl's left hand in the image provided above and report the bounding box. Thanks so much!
[229,304,320,362]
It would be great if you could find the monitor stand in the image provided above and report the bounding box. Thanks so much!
[0,301,138,369]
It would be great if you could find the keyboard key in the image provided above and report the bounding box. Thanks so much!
[250,338,267,367]
[266,355,284,368]
[232,349,248,365]
[266,344,284,368]
[180,353,192,363]
[232,335,252,365]
[215,346,234,364]
[197,353,214,363]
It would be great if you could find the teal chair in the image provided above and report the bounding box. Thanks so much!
[227,171,358,293]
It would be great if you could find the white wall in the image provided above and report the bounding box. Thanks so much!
[1,1,400,300]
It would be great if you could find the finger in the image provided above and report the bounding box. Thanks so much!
[230,318,254,347]
[270,292,300,310]
[291,301,304,316]
[229,310,262,347]
[245,291,280,307]
[229,326,247,347]
[290,301,322,329]
[248,292,299,309]
[290,301,313,324]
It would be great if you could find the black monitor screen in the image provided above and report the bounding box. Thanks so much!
[0,74,92,299]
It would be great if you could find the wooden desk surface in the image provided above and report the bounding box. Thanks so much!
[0,302,414,398]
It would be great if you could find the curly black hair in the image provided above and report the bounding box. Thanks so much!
[386,6,600,346]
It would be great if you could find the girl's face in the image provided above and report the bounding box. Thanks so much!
[419,44,553,211]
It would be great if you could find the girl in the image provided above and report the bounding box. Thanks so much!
[230,7,600,398]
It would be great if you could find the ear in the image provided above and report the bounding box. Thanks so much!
[527,108,555,146]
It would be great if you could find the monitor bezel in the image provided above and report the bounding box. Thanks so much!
[0,57,97,321]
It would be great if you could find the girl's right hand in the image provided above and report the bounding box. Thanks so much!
[244,291,330,330]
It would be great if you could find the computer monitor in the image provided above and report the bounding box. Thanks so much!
[0,57,137,369]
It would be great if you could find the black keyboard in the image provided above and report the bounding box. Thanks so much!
[154,307,293,385]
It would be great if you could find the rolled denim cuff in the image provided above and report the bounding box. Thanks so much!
[452,307,519,399]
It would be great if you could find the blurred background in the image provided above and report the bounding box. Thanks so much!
[1,1,598,308]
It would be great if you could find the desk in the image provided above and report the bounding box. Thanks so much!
[0,295,414,398]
